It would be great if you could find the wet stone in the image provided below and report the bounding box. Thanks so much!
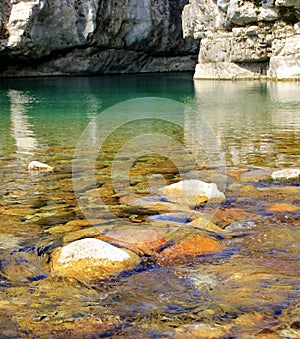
[156,235,224,266]
[62,227,103,243]
[265,203,300,213]
[119,195,188,214]
[103,229,168,255]
[173,322,229,339]
[271,168,300,181]
[188,216,229,234]
[51,238,141,281]
[238,168,274,182]
[214,207,261,226]
[158,179,226,207]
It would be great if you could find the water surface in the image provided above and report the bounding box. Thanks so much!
[0,74,299,338]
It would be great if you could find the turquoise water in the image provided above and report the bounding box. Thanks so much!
[1,74,299,169]
[0,74,299,338]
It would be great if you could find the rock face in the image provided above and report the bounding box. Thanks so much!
[0,0,199,77]
[51,238,141,281]
[182,0,300,80]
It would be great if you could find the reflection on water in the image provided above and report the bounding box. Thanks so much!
[190,81,300,167]
[7,90,39,171]
[0,75,299,338]
[9,89,38,160]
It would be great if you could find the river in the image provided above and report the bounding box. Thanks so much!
[0,74,299,338]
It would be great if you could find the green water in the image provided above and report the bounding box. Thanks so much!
[0,74,299,338]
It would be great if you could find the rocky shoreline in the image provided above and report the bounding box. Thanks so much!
[1,0,299,79]
[0,0,199,77]
[182,0,300,80]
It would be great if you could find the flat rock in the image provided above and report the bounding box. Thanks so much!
[189,216,228,233]
[227,168,249,180]
[51,238,140,280]
[238,169,273,182]
[156,235,224,265]
[63,227,104,243]
[103,229,167,255]
[119,195,187,214]
[158,179,225,207]
[27,161,53,171]
[265,203,300,213]
[271,168,300,181]
[174,322,229,339]
[148,211,203,223]
[215,208,261,226]
[47,218,111,234]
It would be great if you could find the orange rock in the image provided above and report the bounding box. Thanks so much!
[265,203,299,213]
[156,235,224,265]
[104,229,167,255]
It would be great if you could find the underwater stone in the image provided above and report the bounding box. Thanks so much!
[158,179,225,207]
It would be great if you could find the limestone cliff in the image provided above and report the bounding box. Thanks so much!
[182,0,300,80]
[0,0,199,77]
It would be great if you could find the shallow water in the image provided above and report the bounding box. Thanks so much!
[0,74,299,338]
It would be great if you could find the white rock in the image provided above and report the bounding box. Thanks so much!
[271,168,300,180]
[7,0,39,47]
[51,238,141,280]
[268,35,300,80]
[186,0,300,80]
[27,161,53,171]
[194,62,266,80]
[245,26,258,36]
[258,6,279,21]
[57,238,131,263]
[226,0,258,26]
[158,179,225,207]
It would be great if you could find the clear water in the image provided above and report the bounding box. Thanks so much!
[0,74,299,338]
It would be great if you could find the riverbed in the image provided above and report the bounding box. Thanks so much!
[0,74,299,338]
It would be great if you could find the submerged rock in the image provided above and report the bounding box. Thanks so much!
[271,168,300,181]
[51,238,140,280]
[158,179,225,207]
[119,195,188,214]
[102,229,167,255]
[156,234,224,265]
[214,208,261,227]
[174,322,229,339]
[265,203,300,213]
[27,161,53,171]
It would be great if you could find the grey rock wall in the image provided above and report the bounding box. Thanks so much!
[0,0,199,77]
[182,0,300,80]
